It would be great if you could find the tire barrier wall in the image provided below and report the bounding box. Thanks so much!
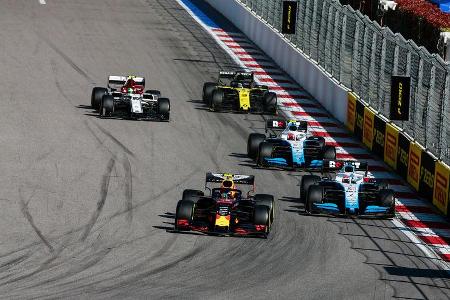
[347,92,450,216]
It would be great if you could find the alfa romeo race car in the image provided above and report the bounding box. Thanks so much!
[90,75,170,121]
[247,119,336,169]
[173,172,275,238]
[300,160,396,218]
[202,71,277,114]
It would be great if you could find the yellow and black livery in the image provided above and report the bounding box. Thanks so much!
[202,71,277,114]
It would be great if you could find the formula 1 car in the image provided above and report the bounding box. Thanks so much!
[300,160,395,218]
[173,172,275,238]
[90,75,170,121]
[247,119,336,169]
[202,71,277,114]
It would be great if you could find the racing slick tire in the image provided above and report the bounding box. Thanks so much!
[210,89,224,111]
[145,90,161,97]
[175,200,195,230]
[263,92,277,114]
[182,189,204,202]
[254,194,274,224]
[157,98,170,121]
[247,133,266,159]
[91,87,107,110]
[99,95,114,117]
[202,82,217,104]
[300,175,321,204]
[306,185,323,214]
[379,189,396,217]
[323,146,336,160]
[257,142,273,167]
[253,205,270,234]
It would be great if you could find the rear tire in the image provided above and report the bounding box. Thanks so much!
[379,189,395,217]
[99,95,114,117]
[247,133,266,159]
[306,185,323,214]
[323,146,336,160]
[300,175,321,204]
[210,89,224,111]
[157,98,170,121]
[91,87,107,110]
[182,189,204,202]
[257,142,273,167]
[254,194,274,224]
[263,92,277,114]
[253,205,270,233]
[202,82,217,104]
[175,200,195,230]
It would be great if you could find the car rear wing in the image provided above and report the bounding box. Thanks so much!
[265,119,307,132]
[218,71,253,80]
[206,172,255,185]
[322,160,368,173]
[108,75,145,89]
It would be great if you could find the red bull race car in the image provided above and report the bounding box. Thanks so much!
[90,75,170,121]
[173,173,274,238]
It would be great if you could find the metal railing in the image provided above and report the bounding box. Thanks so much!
[239,0,450,164]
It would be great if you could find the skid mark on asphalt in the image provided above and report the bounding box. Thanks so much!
[81,158,115,242]
[19,189,55,254]
[93,121,135,158]
[123,157,133,223]
[37,33,94,84]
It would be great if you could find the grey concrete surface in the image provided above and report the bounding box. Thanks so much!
[0,0,448,299]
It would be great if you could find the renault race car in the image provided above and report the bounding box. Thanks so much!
[247,119,336,169]
[300,160,395,218]
[173,172,275,238]
[202,71,277,114]
[90,75,170,121]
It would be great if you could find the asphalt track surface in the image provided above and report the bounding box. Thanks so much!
[0,0,449,299]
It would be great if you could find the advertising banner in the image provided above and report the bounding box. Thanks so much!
[434,161,450,215]
[384,123,399,169]
[282,1,298,34]
[419,151,436,201]
[390,75,411,120]
[407,142,423,191]
[396,132,410,180]
[372,115,386,158]
[362,107,375,150]
[347,92,357,132]
[354,100,365,141]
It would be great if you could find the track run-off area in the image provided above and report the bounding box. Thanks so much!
[0,0,449,299]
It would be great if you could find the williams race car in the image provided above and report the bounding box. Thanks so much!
[300,160,395,218]
[247,119,336,169]
[202,71,277,114]
[91,75,170,121]
[173,172,274,238]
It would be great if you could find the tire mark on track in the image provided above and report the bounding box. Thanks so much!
[19,189,55,254]
[123,157,133,223]
[93,121,135,158]
[36,32,94,84]
[81,158,116,242]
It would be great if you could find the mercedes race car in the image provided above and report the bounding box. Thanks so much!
[90,75,170,121]
[300,160,395,218]
[173,172,274,238]
[247,119,336,169]
[202,71,277,114]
